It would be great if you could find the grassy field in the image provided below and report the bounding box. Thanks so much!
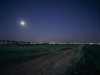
[0,44,79,68]
[83,45,100,70]
[63,44,100,75]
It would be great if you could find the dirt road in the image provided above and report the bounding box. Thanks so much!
[0,46,81,75]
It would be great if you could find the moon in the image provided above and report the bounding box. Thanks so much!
[20,21,25,26]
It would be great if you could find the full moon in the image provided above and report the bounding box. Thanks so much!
[20,21,25,26]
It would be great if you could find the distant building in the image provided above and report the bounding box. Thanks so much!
[39,42,43,44]
[49,42,56,44]
[57,43,60,44]
[95,43,100,45]
[0,42,7,44]
[0,42,2,44]
[29,42,36,44]
[98,43,100,45]
[19,41,27,44]
[89,43,94,45]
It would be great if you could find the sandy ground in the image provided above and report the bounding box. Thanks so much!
[0,46,81,75]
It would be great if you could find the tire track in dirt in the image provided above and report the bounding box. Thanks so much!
[0,46,81,75]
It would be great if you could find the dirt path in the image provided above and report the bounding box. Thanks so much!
[0,46,81,75]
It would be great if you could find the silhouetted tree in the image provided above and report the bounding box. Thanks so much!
[2,40,6,42]
[12,40,15,43]
[0,39,2,42]
[15,41,19,44]
[7,40,10,42]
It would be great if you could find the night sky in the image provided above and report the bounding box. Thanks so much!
[0,0,100,43]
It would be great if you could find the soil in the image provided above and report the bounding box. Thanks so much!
[0,46,81,75]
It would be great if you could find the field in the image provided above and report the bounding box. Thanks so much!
[1,44,99,75]
[0,44,78,68]
[83,45,100,70]
[63,44,100,75]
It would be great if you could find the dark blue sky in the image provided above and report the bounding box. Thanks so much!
[0,0,100,43]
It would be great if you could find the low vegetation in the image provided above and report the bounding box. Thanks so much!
[63,44,100,75]
[0,44,79,68]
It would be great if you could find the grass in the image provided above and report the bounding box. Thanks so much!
[63,44,100,75]
[0,44,79,68]
[83,45,100,70]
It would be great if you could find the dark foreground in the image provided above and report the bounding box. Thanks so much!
[0,47,80,75]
